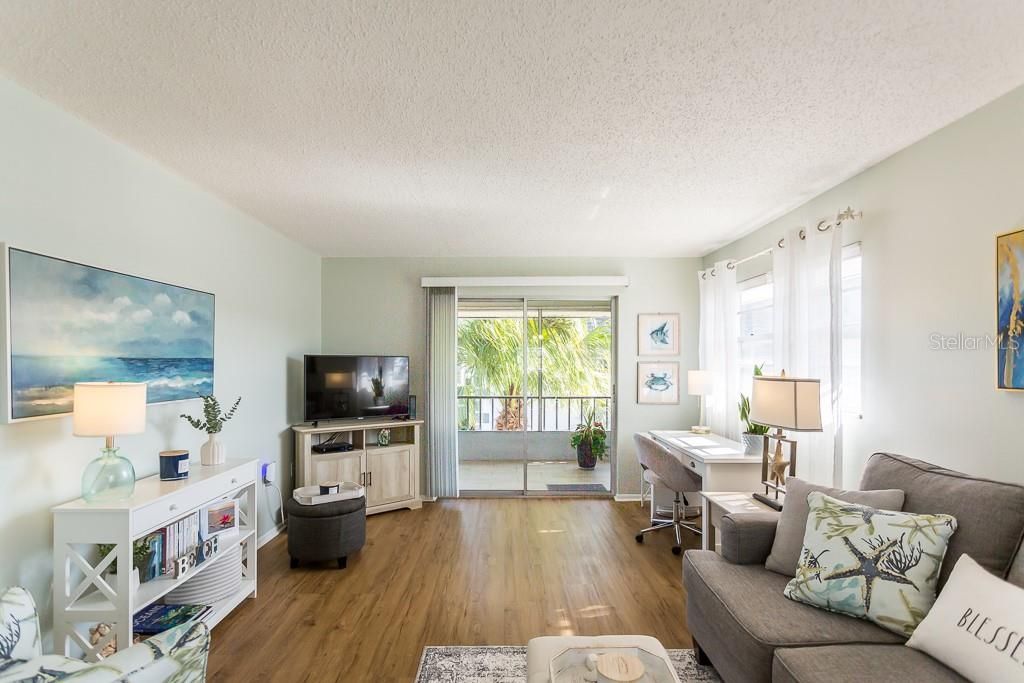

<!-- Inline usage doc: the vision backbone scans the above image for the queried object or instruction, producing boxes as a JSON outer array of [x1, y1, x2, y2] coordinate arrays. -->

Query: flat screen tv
[[303, 355, 410, 422]]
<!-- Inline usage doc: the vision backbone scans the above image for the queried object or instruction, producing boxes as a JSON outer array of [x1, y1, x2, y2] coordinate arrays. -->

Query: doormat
[[545, 483, 609, 492]]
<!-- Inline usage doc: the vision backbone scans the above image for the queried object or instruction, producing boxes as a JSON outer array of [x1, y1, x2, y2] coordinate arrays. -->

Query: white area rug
[[415, 646, 721, 682]]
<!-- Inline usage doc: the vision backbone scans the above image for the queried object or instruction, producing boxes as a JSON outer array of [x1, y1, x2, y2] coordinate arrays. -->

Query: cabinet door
[[366, 447, 415, 506], [311, 451, 363, 486]]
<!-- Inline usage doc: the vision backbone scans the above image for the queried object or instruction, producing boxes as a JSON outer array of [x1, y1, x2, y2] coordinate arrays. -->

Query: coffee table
[[526, 636, 680, 683]]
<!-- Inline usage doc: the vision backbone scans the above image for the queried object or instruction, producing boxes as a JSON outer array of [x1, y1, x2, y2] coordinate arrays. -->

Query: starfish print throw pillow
[[783, 491, 958, 637]]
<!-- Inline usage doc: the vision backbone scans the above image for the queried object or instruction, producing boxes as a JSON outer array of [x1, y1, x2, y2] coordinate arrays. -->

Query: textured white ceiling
[[1, 1, 1023, 257]]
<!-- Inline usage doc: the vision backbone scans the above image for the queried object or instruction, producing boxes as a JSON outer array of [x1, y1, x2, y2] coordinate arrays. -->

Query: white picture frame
[[637, 313, 679, 356], [637, 361, 680, 404]]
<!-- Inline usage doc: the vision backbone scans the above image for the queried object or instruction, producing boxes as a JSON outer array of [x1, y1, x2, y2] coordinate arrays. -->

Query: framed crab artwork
[[637, 361, 679, 404]]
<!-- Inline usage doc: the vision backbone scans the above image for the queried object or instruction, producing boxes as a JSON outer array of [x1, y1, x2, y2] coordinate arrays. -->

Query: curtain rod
[[702, 207, 862, 278]]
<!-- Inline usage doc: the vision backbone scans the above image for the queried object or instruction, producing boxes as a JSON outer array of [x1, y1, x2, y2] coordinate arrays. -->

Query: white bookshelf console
[[293, 419, 423, 515], [52, 459, 258, 660]]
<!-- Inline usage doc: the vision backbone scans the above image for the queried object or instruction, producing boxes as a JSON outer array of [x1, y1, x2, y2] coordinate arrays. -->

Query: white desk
[[645, 431, 764, 535]]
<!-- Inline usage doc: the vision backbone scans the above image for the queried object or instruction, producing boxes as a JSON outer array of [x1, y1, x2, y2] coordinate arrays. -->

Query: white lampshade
[[749, 375, 822, 432], [73, 382, 147, 437], [687, 370, 713, 397]]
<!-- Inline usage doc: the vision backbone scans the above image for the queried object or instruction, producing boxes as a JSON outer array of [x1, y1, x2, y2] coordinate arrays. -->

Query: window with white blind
[[735, 242, 863, 414], [841, 243, 863, 416], [737, 273, 774, 397]]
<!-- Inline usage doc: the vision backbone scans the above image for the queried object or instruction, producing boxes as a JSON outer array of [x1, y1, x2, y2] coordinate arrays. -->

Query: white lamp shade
[[749, 375, 822, 432], [687, 370, 713, 396], [73, 382, 147, 436]]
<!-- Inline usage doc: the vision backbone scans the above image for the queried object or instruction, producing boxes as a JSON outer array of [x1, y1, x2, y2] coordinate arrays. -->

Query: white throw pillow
[[907, 554, 1024, 682]]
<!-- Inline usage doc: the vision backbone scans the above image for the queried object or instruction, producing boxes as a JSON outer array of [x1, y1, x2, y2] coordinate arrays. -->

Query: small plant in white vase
[[738, 364, 770, 455], [180, 394, 241, 466]]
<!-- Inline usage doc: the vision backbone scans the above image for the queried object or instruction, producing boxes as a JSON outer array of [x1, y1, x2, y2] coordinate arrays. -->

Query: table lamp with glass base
[[687, 370, 712, 434], [74, 382, 147, 503]]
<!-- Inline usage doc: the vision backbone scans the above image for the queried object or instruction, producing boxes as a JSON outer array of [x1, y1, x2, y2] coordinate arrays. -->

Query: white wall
[[0, 77, 322, 630], [321, 257, 701, 495], [705, 85, 1024, 486]]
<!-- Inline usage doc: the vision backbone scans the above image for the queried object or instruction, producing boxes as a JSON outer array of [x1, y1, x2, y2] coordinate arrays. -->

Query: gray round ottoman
[[285, 495, 366, 569]]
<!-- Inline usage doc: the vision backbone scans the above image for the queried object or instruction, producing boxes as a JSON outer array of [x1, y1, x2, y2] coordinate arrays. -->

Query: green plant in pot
[[180, 394, 241, 466], [371, 363, 386, 406], [570, 409, 608, 470], [738, 363, 769, 455]]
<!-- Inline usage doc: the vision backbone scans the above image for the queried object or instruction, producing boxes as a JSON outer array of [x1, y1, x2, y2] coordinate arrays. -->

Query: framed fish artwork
[[637, 313, 679, 356], [997, 228, 1024, 390], [637, 361, 680, 404]]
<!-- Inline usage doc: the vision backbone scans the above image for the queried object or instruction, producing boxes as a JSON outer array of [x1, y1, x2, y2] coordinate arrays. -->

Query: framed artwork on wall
[[997, 228, 1024, 390], [637, 313, 679, 356], [637, 361, 680, 404], [3, 245, 215, 421]]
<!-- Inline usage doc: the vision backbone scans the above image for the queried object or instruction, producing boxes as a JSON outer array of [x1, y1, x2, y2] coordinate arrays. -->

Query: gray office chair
[[633, 432, 702, 555]]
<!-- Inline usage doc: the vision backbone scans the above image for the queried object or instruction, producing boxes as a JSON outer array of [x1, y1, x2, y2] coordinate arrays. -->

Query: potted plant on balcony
[[570, 409, 608, 470], [738, 363, 769, 455]]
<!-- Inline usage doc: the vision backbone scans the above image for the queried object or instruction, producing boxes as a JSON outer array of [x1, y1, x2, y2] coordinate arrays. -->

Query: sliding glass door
[[457, 297, 615, 496]]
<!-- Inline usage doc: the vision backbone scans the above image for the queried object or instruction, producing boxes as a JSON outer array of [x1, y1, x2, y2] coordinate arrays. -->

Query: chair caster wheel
[[672, 546, 682, 556], [635, 534, 644, 543]]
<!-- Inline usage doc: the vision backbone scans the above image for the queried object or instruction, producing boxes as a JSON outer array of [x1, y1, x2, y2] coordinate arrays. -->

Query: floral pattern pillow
[[783, 491, 958, 637]]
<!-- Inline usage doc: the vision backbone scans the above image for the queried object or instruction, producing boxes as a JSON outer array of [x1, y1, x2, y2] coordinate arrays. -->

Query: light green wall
[[321, 257, 702, 495], [705, 85, 1024, 485], [0, 76, 322, 635]]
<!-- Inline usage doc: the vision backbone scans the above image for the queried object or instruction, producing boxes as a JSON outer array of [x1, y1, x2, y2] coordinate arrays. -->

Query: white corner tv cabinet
[[52, 459, 258, 660], [292, 419, 423, 515]]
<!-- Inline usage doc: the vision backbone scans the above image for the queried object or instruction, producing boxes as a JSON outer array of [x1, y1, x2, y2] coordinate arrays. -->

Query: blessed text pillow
[[783, 491, 957, 636], [907, 554, 1024, 682]]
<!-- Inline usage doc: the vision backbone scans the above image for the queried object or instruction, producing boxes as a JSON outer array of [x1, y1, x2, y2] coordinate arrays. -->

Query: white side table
[[698, 491, 779, 552]]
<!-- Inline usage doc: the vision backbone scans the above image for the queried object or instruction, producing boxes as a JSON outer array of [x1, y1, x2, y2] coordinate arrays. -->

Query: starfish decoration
[[833, 504, 896, 535], [823, 536, 917, 613], [768, 441, 790, 486], [888, 516, 952, 545]]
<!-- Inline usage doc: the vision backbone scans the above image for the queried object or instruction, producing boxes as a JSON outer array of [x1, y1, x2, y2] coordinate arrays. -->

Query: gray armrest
[[719, 512, 781, 565]]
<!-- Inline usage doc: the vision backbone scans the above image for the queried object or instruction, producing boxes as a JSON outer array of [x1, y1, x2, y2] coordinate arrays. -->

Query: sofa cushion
[[783, 491, 957, 637], [765, 477, 905, 576], [860, 453, 1024, 587], [683, 550, 901, 683], [772, 644, 967, 683]]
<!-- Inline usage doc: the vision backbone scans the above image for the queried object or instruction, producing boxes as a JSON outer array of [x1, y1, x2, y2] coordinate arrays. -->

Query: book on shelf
[[133, 603, 213, 635]]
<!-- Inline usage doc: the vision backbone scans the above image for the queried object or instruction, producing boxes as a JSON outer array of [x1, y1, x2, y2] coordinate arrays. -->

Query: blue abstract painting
[[6, 248, 214, 419], [997, 229, 1024, 390]]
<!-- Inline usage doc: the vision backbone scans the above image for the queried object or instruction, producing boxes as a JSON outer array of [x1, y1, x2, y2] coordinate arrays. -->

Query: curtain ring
[[777, 238, 786, 249], [799, 229, 806, 240], [710, 267, 717, 277], [817, 220, 831, 232], [701, 271, 707, 280], [726, 261, 736, 270]]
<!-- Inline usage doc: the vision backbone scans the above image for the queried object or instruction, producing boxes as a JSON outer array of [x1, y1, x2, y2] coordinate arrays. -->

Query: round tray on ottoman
[[284, 494, 366, 569]]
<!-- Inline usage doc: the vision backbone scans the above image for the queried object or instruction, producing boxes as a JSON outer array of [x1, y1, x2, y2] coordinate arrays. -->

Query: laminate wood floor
[[207, 499, 698, 682]]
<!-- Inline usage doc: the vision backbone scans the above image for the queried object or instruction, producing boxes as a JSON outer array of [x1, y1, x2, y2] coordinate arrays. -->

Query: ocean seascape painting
[[6, 248, 214, 420], [997, 229, 1024, 390]]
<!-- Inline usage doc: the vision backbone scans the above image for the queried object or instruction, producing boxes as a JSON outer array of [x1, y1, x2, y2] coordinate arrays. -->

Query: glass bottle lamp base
[[82, 447, 136, 502]]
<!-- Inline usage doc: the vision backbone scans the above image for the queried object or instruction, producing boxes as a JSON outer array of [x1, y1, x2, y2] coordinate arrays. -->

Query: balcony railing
[[458, 395, 612, 432]]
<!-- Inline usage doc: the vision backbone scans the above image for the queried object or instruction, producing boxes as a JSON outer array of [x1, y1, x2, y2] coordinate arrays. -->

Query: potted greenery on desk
[[570, 409, 608, 470], [181, 394, 241, 466], [738, 363, 769, 455]]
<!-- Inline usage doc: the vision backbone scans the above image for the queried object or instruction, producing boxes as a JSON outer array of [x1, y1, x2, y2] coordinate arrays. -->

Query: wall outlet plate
[[262, 462, 277, 485]]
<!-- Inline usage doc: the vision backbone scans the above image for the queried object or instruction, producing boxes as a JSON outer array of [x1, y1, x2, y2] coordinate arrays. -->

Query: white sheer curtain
[[698, 261, 741, 440], [772, 226, 844, 485], [426, 287, 459, 497]]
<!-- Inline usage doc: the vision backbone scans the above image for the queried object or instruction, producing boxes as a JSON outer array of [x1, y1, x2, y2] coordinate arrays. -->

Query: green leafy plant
[[371, 363, 385, 398], [738, 363, 770, 435], [570, 409, 608, 460], [96, 540, 152, 574], [180, 394, 241, 434]]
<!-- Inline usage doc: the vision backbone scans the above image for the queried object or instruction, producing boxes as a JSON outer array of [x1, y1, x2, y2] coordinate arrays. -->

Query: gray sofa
[[683, 453, 1024, 683]]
